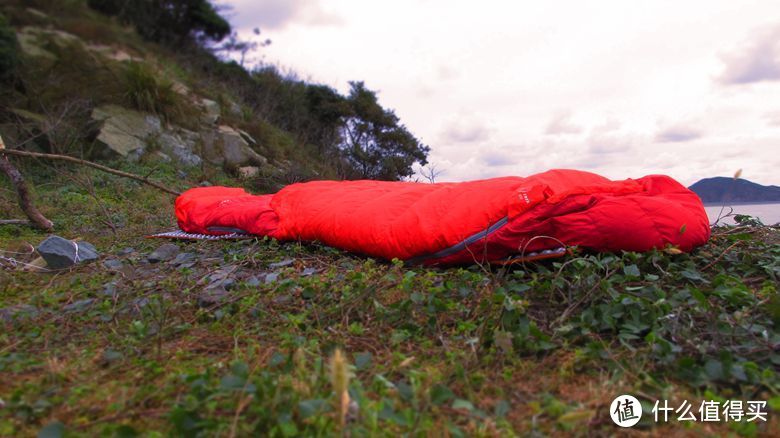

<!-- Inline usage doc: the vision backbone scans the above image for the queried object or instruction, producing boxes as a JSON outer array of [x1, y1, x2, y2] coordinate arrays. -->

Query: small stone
[[170, 252, 196, 267], [63, 298, 95, 313], [0, 304, 39, 322], [147, 243, 180, 263], [199, 181, 212, 187], [249, 306, 264, 319], [222, 278, 236, 290], [130, 297, 150, 309], [301, 267, 318, 276], [237, 129, 257, 145], [246, 276, 261, 287], [228, 101, 242, 118], [117, 247, 135, 256], [264, 272, 279, 284], [272, 294, 292, 305], [198, 289, 229, 308], [37, 235, 99, 269], [102, 349, 123, 364], [269, 259, 294, 269], [121, 297, 150, 315], [102, 282, 118, 297], [103, 258, 123, 271], [237, 166, 260, 180]]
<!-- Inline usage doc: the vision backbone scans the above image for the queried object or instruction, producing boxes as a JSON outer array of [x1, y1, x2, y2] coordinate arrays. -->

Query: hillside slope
[[0, 0, 428, 194], [690, 177, 780, 203]]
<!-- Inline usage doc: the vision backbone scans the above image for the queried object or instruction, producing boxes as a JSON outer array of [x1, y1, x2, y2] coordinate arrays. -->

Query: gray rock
[[103, 258, 123, 271], [37, 236, 99, 269], [237, 166, 260, 180], [16, 27, 80, 61], [91, 105, 162, 159], [122, 297, 150, 314], [205, 267, 237, 290], [222, 278, 236, 290], [200, 99, 221, 124], [227, 101, 242, 118], [117, 247, 135, 256], [85, 43, 138, 62], [147, 243, 180, 263], [170, 252, 196, 267], [301, 267, 318, 276], [220, 126, 266, 169], [0, 304, 39, 322], [102, 282, 118, 297], [201, 126, 267, 169], [269, 259, 294, 269], [157, 132, 202, 167], [26, 8, 49, 20], [154, 151, 172, 163], [246, 276, 261, 287], [63, 298, 95, 313], [198, 289, 229, 308], [272, 294, 292, 305], [264, 272, 279, 284], [171, 80, 190, 96], [237, 129, 257, 146]]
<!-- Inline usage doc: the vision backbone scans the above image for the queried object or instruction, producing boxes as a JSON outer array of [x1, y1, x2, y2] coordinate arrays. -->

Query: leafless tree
[[420, 163, 442, 183]]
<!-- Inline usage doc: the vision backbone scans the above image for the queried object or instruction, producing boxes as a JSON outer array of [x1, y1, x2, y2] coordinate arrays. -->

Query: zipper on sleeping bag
[[405, 216, 510, 265]]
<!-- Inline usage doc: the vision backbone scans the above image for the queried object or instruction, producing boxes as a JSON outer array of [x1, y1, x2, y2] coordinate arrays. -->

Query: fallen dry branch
[[0, 138, 54, 231], [0, 148, 181, 196], [0, 219, 32, 226]]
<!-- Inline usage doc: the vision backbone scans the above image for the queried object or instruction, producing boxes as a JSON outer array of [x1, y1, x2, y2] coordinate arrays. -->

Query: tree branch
[[0, 219, 32, 226], [0, 148, 54, 231], [0, 149, 181, 196]]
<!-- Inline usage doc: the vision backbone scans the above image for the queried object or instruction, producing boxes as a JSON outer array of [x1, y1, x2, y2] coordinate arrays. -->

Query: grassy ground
[[1, 161, 780, 437]]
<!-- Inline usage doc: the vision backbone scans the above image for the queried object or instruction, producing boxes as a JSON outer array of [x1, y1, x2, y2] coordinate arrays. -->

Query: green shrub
[[0, 14, 19, 81], [123, 61, 180, 120], [87, 0, 230, 45]]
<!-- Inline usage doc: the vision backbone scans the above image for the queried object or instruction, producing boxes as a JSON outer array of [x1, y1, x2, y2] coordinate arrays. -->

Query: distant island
[[689, 177, 780, 204]]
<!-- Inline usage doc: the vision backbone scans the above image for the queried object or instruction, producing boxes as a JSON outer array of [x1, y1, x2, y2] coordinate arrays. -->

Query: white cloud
[[655, 124, 704, 143], [545, 111, 583, 135], [718, 24, 780, 85], [438, 114, 492, 144], [222, 0, 780, 187], [222, 0, 341, 31]]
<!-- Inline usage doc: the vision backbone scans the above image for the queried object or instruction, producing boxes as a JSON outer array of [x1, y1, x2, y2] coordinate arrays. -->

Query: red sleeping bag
[[174, 169, 710, 265]]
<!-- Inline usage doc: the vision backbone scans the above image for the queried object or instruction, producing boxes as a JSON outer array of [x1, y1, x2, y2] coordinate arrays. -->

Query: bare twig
[[0, 219, 31, 226], [702, 241, 741, 271], [0, 148, 181, 196]]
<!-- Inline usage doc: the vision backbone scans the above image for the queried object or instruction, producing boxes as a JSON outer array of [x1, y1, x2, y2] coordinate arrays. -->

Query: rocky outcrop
[[156, 131, 202, 167], [91, 105, 161, 160], [85, 43, 140, 62], [201, 125, 268, 170], [16, 26, 80, 61], [199, 99, 221, 124], [90, 105, 203, 166]]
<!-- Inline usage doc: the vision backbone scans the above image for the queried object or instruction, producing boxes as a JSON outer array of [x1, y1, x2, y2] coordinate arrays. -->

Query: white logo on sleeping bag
[[518, 190, 531, 204]]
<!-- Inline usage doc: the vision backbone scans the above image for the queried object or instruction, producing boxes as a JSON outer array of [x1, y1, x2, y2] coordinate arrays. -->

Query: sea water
[[704, 203, 780, 226]]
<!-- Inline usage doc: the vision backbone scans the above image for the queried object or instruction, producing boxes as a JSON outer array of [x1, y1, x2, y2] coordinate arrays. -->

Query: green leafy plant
[[123, 61, 181, 121]]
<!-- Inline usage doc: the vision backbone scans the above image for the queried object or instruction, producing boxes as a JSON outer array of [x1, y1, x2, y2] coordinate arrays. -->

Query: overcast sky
[[220, 0, 780, 186]]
